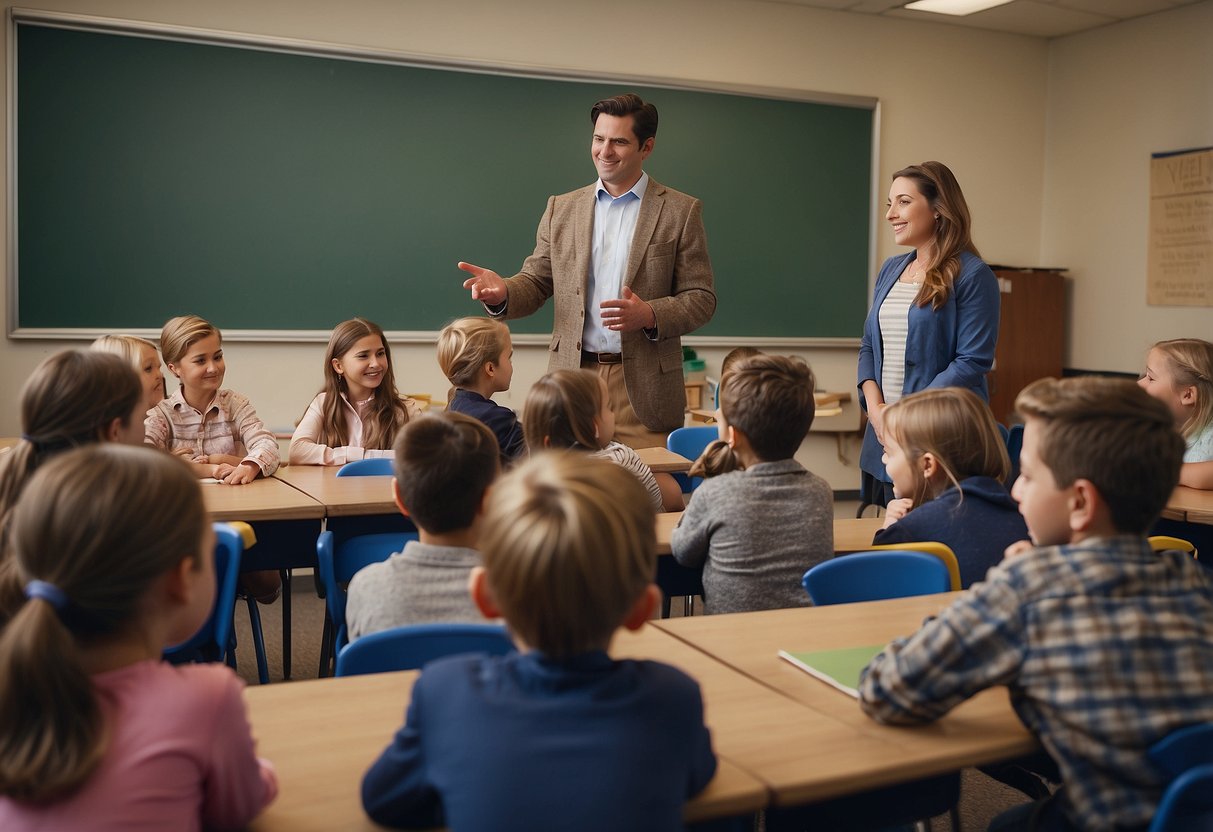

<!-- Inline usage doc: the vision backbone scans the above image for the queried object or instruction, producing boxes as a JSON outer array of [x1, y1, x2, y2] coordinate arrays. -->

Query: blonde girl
[[289, 318, 421, 465], [874, 386, 1027, 588], [437, 317, 525, 463], [1138, 338, 1213, 489], [0, 350, 144, 537], [90, 334, 166, 415], [523, 369, 667, 512], [146, 315, 278, 485], [0, 445, 277, 828]]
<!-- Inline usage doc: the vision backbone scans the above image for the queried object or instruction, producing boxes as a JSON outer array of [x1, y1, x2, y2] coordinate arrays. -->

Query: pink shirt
[[0, 660, 277, 831], [145, 388, 280, 476], [288, 392, 422, 466]]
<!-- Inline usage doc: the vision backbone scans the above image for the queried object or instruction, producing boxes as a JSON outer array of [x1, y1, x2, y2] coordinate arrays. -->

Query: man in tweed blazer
[[460, 93, 716, 447]]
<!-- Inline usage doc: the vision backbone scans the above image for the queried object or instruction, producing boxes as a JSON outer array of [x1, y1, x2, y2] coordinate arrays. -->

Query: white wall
[[1041, 0, 1213, 373], [0, 0, 1053, 488]]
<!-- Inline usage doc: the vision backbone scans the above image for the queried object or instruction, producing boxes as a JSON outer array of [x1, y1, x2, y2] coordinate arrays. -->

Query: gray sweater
[[345, 540, 484, 641], [670, 459, 833, 615]]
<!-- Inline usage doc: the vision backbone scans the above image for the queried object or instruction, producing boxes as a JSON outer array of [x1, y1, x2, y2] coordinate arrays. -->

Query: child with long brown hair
[[522, 369, 667, 511], [0, 350, 144, 538], [0, 445, 277, 828], [873, 386, 1028, 587], [290, 317, 420, 465]]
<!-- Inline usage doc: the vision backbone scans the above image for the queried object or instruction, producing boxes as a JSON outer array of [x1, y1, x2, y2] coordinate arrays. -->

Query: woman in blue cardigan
[[857, 162, 1000, 508]]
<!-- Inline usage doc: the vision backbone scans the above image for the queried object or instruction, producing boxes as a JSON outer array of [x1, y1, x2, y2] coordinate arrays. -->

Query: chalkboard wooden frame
[[8, 9, 877, 345]]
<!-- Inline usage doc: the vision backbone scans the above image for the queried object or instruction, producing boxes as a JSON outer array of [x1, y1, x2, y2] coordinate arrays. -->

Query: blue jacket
[[446, 388, 526, 463], [361, 650, 717, 831], [872, 476, 1028, 588], [857, 250, 1000, 480]]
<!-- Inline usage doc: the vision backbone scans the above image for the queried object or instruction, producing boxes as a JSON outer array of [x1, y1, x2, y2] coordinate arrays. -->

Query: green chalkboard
[[14, 20, 873, 338]]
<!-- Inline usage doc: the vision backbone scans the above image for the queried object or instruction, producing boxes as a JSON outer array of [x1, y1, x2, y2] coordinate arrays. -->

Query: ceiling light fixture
[[903, 0, 1015, 15]]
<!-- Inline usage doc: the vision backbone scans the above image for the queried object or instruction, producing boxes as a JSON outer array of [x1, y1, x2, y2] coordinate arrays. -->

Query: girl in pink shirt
[[289, 317, 421, 465], [0, 444, 277, 831]]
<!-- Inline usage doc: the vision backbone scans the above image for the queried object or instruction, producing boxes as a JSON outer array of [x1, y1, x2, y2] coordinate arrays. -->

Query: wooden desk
[[201, 476, 325, 522], [656, 514, 884, 556], [690, 391, 853, 425], [615, 624, 967, 807], [274, 465, 397, 517], [1163, 485, 1213, 525], [636, 446, 693, 474], [244, 657, 767, 829], [652, 596, 1039, 789]]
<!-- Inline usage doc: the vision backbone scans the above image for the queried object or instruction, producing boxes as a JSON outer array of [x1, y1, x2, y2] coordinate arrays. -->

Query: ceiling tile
[[886, 0, 1116, 37]]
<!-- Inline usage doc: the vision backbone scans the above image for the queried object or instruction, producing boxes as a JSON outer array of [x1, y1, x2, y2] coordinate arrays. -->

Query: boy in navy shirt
[[362, 453, 716, 831]]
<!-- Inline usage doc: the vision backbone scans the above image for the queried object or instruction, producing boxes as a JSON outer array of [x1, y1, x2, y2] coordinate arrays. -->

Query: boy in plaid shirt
[[859, 377, 1213, 832]]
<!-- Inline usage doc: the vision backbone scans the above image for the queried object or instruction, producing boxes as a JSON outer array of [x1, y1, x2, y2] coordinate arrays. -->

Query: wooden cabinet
[[987, 268, 1067, 426]]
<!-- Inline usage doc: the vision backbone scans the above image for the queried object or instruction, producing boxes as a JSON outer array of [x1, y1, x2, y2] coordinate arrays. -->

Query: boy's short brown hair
[[720, 355, 816, 461], [1015, 376, 1184, 534], [477, 452, 656, 659], [393, 412, 500, 534]]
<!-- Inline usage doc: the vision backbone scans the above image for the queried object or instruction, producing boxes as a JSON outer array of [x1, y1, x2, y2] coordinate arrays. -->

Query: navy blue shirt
[[446, 388, 526, 463], [872, 476, 1029, 588], [362, 650, 717, 831]]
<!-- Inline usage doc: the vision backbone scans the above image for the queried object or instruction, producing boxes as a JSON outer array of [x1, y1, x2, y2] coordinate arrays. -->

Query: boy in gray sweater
[[346, 412, 500, 640], [671, 354, 833, 614]]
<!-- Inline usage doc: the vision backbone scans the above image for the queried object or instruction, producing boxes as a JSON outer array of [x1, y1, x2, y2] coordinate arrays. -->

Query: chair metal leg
[[280, 569, 292, 680], [683, 595, 693, 617], [243, 596, 270, 685]]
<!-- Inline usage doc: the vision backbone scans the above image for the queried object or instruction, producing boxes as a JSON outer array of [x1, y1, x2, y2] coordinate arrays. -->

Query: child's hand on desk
[[881, 497, 913, 529], [1004, 539, 1035, 559], [218, 461, 260, 486]]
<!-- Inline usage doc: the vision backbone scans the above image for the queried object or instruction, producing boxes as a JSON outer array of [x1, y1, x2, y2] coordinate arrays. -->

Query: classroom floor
[[230, 496, 1032, 830]]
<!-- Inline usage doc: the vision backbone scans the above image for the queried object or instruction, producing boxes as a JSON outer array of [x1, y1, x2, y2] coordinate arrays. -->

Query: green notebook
[[778, 644, 885, 698]]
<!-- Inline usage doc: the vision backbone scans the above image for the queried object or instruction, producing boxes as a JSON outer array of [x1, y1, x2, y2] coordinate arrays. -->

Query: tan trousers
[[581, 358, 669, 450]]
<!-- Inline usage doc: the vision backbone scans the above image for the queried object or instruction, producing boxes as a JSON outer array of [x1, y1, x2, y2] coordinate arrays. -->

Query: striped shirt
[[859, 536, 1213, 831], [877, 280, 920, 404], [592, 440, 663, 511], [145, 388, 280, 476]]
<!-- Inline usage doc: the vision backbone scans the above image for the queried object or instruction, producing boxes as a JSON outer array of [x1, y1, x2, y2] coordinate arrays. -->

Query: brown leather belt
[[582, 351, 622, 365]]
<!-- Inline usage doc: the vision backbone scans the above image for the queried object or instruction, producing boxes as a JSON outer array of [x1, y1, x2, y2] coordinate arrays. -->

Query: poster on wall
[[1148, 147, 1213, 307]]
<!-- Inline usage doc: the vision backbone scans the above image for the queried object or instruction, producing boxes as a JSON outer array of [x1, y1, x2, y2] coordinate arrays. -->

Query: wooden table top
[[1162, 485, 1213, 525], [636, 445, 693, 474], [651, 595, 1039, 788], [613, 625, 913, 807], [274, 465, 397, 517], [656, 514, 884, 556], [244, 630, 768, 830], [202, 476, 326, 522]]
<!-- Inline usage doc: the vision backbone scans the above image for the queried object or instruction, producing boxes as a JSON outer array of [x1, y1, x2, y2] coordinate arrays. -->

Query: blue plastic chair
[[667, 425, 718, 493], [1150, 764, 1213, 831], [335, 622, 515, 677], [802, 551, 952, 606], [165, 523, 243, 667], [336, 457, 394, 477], [1146, 723, 1213, 831], [316, 529, 417, 674]]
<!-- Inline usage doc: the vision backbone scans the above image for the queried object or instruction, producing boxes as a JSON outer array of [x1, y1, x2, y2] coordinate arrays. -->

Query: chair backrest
[[1148, 536, 1199, 560], [1148, 722, 1213, 780], [802, 551, 952, 606], [335, 622, 516, 677], [1149, 764, 1213, 832], [164, 522, 243, 664], [316, 529, 417, 651], [336, 457, 394, 477], [870, 541, 962, 591], [667, 425, 719, 492]]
